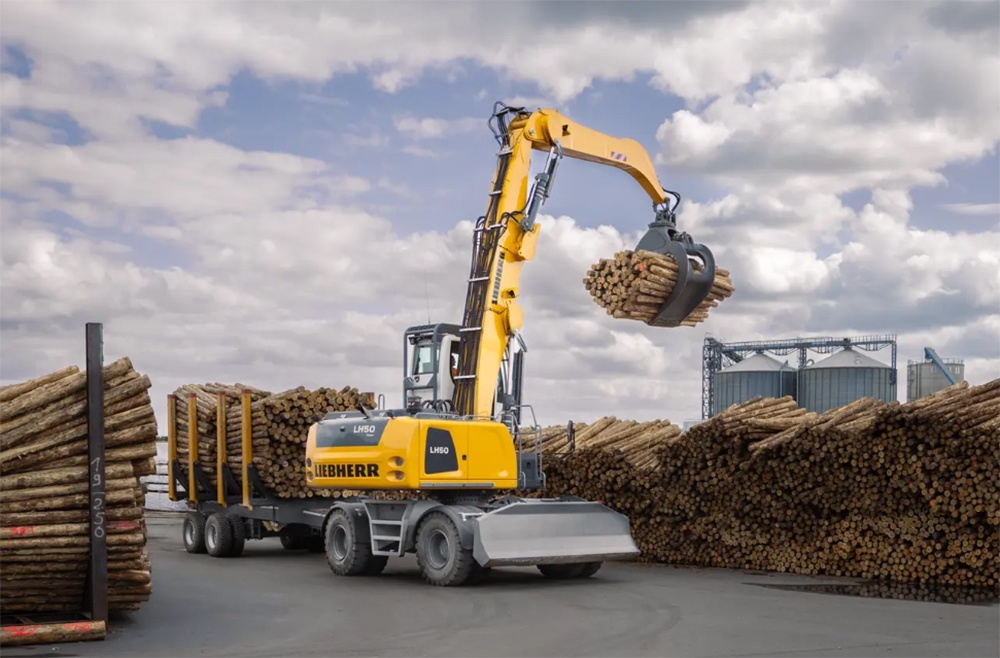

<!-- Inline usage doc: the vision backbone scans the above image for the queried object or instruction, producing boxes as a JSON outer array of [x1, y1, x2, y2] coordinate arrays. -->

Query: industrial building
[[702, 335, 898, 417], [702, 335, 966, 417], [907, 348, 965, 402]]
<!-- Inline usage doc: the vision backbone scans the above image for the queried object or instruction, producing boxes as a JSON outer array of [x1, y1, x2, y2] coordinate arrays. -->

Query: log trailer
[[169, 102, 717, 586]]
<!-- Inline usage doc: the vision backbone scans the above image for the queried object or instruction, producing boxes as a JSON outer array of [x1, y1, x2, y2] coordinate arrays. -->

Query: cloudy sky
[[1, 0, 998, 433]]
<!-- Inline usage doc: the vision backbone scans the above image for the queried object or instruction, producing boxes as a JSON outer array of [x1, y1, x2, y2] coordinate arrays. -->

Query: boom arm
[[451, 104, 713, 419]]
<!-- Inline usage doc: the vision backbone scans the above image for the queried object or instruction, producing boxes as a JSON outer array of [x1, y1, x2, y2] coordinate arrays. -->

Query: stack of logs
[[583, 249, 735, 326], [535, 380, 999, 597], [0, 357, 159, 623], [171, 384, 375, 498]]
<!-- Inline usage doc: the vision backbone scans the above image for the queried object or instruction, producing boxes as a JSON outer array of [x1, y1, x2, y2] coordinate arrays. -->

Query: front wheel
[[415, 512, 476, 587], [325, 509, 382, 576]]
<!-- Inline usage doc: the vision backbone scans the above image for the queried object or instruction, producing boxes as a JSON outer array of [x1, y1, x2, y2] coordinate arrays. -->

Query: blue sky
[[1, 1, 997, 427]]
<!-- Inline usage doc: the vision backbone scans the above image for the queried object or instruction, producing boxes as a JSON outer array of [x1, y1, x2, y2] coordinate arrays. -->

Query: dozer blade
[[471, 499, 640, 568], [635, 215, 716, 327]]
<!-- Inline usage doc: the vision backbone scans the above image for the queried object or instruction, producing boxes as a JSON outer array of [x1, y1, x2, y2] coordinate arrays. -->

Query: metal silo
[[712, 353, 797, 416], [907, 358, 964, 401], [798, 347, 894, 413]]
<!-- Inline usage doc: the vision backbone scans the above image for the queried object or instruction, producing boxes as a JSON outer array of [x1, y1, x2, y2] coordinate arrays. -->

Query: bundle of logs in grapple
[[534, 380, 999, 597], [583, 249, 735, 326], [171, 384, 375, 499], [0, 358, 158, 620]]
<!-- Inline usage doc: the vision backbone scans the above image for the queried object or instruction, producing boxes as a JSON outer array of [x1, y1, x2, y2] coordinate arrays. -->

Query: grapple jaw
[[634, 206, 716, 327]]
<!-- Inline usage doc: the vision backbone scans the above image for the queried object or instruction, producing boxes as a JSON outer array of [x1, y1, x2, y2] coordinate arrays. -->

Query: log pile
[[171, 382, 271, 482], [582, 249, 735, 327], [535, 380, 999, 596], [0, 358, 159, 620], [218, 385, 375, 498]]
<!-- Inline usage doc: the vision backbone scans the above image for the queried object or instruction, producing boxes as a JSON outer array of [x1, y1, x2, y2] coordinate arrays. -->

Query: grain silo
[[907, 357, 964, 401], [712, 352, 797, 416], [798, 347, 894, 413]]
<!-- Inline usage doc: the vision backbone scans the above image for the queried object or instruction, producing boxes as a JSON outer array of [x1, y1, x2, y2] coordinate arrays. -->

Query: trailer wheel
[[325, 509, 379, 576], [182, 511, 207, 554], [226, 513, 246, 557], [415, 512, 475, 587], [577, 562, 602, 578], [206, 513, 234, 557], [537, 563, 586, 579]]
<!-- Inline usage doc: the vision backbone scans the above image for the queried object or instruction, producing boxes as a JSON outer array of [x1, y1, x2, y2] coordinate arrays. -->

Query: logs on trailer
[[0, 358, 158, 621], [227, 385, 375, 498], [535, 380, 999, 596], [582, 249, 735, 326], [169, 384, 375, 498], [170, 383, 272, 480]]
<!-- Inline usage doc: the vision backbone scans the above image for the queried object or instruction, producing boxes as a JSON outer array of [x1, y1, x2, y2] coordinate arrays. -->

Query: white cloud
[[942, 203, 1000, 217], [1, 0, 998, 433]]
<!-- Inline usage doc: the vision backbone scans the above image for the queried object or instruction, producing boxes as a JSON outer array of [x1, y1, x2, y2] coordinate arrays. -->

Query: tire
[[226, 513, 246, 557], [182, 511, 207, 554], [325, 508, 380, 576], [206, 513, 234, 557], [538, 563, 586, 579], [415, 512, 476, 587], [577, 562, 602, 578]]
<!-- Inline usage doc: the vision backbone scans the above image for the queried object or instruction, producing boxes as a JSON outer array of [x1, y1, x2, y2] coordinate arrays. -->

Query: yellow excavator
[[301, 103, 717, 585]]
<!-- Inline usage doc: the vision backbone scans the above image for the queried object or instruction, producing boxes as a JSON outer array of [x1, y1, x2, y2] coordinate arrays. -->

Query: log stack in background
[[0, 358, 159, 619], [534, 380, 999, 599], [583, 249, 735, 327]]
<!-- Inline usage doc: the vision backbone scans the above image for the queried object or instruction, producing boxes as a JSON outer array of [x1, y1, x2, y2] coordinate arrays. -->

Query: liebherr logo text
[[315, 463, 379, 478], [353, 424, 377, 433]]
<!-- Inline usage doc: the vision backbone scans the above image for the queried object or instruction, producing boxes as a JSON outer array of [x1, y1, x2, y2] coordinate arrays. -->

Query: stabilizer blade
[[471, 499, 640, 568]]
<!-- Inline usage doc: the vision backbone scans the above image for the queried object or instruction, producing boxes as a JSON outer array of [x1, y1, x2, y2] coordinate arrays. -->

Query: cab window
[[412, 344, 435, 375]]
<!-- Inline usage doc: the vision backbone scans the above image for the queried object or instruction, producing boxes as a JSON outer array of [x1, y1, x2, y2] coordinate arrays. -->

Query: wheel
[[577, 562, 602, 578], [226, 513, 246, 557], [205, 513, 234, 557], [324, 508, 381, 576], [182, 511, 207, 554], [537, 563, 586, 579], [415, 512, 476, 587]]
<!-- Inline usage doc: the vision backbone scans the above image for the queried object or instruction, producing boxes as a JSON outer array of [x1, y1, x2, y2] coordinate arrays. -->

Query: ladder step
[[459, 327, 481, 332], [468, 277, 489, 282], [371, 520, 403, 526], [372, 535, 401, 542]]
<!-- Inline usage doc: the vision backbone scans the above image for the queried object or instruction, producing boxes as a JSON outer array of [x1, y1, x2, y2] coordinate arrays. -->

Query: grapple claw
[[635, 206, 716, 327]]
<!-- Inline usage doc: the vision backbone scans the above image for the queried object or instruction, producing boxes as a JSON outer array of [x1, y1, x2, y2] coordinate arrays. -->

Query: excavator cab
[[634, 198, 716, 327]]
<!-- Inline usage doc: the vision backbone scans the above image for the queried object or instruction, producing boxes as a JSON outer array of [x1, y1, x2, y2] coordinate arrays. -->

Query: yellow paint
[[463, 108, 672, 418], [187, 394, 198, 504], [305, 417, 518, 491], [167, 394, 177, 501], [241, 390, 252, 509], [216, 392, 226, 506]]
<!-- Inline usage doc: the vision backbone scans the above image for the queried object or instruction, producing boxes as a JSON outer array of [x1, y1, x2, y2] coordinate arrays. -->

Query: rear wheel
[[537, 563, 586, 579], [415, 512, 475, 587], [226, 513, 246, 557], [182, 511, 207, 554], [280, 534, 308, 550], [325, 508, 382, 576], [206, 513, 234, 557], [577, 562, 602, 578]]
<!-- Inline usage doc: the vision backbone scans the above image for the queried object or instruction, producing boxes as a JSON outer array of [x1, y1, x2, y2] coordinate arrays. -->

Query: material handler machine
[[171, 103, 716, 586]]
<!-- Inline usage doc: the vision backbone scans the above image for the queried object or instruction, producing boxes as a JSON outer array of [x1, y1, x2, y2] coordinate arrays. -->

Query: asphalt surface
[[6, 513, 998, 658]]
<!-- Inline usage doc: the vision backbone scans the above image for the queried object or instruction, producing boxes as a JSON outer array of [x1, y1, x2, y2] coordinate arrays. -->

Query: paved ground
[[7, 513, 998, 658]]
